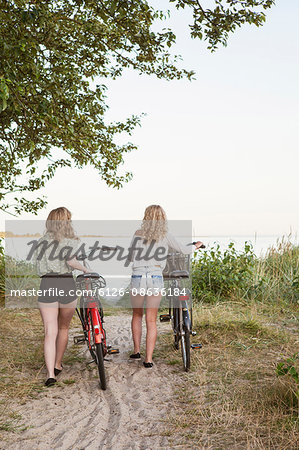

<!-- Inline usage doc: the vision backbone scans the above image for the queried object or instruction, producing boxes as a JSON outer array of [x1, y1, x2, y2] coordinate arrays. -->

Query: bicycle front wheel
[[95, 342, 107, 390], [181, 329, 191, 372]]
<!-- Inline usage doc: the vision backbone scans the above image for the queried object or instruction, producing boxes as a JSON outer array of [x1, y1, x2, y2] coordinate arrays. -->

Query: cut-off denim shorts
[[131, 266, 164, 295]]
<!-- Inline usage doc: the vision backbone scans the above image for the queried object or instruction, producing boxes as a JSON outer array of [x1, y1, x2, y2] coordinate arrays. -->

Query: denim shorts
[[131, 266, 164, 295]]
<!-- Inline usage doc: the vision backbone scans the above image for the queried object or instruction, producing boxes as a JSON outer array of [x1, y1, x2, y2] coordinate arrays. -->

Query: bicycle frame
[[90, 306, 103, 344], [77, 300, 106, 347], [76, 274, 107, 352], [74, 248, 119, 390], [161, 248, 204, 371], [168, 278, 192, 336]]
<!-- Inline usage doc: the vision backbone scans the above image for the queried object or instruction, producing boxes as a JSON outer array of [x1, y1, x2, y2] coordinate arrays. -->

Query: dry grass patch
[[0, 308, 45, 435], [157, 301, 298, 449], [0, 307, 84, 437], [0, 309, 45, 399]]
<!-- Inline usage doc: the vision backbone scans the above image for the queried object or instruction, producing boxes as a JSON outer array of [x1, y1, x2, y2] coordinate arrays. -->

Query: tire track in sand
[[2, 315, 175, 450]]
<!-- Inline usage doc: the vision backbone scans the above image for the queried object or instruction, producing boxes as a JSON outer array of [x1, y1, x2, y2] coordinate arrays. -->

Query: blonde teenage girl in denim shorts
[[128, 205, 203, 368]]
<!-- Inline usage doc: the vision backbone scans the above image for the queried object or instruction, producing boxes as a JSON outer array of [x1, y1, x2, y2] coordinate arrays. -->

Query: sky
[[2, 0, 299, 237]]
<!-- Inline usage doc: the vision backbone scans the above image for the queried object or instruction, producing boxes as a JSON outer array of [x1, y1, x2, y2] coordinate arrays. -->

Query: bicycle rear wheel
[[172, 307, 180, 350], [89, 311, 107, 390], [181, 328, 191, 372], [95, 342, 107, 390]]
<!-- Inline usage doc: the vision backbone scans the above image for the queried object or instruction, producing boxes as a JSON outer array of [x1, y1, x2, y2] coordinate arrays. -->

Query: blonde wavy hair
[[140, 205, 168, 243], [46, 207, 78, 241]]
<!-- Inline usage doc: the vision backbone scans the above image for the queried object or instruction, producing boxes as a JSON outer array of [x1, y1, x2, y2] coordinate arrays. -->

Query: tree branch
[[195, 0, 213, 23]]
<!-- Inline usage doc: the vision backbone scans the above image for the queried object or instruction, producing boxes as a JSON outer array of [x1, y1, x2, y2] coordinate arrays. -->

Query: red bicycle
[[74, 272, 118, 390]]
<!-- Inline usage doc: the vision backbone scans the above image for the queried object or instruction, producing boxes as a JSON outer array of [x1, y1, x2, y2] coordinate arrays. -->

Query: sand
[[3, 315, 177, 450]]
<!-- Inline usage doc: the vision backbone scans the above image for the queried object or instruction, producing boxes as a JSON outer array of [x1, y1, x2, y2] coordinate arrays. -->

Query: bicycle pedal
[[191, 331, 197, 336], [73, 335, 85, 344], [108, 348, 120, 354], [159, 314, 171, 322], [191, 344, 202, 350]]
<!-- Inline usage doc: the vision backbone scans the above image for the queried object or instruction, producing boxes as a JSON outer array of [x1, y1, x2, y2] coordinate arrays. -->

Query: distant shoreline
[[1, 232, 297, 239]]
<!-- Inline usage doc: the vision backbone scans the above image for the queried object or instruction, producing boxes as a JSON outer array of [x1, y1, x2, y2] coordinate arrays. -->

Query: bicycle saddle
[[76, 272, 101, 280], [169, 270, 189, 279]]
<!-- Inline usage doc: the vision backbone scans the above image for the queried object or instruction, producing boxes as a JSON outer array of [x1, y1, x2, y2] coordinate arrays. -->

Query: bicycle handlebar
[[79, 243, 205, 261], [192, 242, 206, 249]]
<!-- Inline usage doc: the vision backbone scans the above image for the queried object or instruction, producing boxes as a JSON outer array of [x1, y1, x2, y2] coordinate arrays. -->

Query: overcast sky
[[2, 0, 298, 237]]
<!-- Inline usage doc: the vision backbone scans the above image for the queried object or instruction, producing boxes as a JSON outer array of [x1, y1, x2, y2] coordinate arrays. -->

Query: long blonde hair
[[140, 205, 168, 243], [46, 207, 78, 241]]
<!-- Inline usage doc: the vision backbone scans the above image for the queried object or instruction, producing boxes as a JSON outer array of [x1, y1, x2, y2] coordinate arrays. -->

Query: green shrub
[[191, 239, 299, 304], [192, 242, 255, 302], [276, 353, 299, 385], [276, 353, 299, 406]]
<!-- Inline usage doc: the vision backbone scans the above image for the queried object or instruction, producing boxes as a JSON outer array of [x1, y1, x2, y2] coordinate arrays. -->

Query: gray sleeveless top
[[34, 232, 81, 277]]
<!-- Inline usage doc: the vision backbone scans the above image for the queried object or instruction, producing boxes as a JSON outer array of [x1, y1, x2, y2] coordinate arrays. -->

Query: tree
[[0, 0, 275, 215]]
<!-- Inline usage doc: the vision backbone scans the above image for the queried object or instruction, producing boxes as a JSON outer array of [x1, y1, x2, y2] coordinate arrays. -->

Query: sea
[[193, 234, 298, 257]]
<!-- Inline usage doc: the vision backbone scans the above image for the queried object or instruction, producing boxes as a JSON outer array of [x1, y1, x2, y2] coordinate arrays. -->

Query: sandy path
[[3, 315, 176, 450]]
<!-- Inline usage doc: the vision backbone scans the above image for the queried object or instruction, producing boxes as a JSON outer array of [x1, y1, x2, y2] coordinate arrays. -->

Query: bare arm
[[67, 257, 89, 273], [166, 233, 204, 254]]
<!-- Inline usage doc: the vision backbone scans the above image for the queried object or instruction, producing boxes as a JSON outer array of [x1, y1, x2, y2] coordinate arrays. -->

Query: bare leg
[[145, 295, 162, 363], [131, 294, 145, 354], [55, 301, 76, 370], [39, 303, 59, 379]]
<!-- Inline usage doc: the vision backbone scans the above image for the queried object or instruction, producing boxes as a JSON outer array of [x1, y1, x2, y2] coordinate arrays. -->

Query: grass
[[0, 307, 85, 439], [0, 308, 44, 437], [0, 410, 28, 433], [157, 300, 299, 449], [0, 235, 297, 446], [0, 309, 45, 399], [192, 238, 299, 305], [0, 301, 297, 447]]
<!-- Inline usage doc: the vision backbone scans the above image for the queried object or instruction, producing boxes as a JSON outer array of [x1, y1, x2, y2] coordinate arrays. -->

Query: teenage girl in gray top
[[35, 207, 88, 386]]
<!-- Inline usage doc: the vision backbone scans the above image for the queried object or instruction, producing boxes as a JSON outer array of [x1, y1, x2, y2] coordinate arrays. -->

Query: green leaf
[[0, 0, 275, 215]]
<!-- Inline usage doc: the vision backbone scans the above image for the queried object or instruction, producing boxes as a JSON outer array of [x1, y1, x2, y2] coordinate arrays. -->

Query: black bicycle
[[160, 243, 204, 371]]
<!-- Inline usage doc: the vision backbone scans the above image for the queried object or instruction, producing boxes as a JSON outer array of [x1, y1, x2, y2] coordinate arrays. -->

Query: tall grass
[[0, 254, 39, 308], [192, 238, 299, 304], [256, 239, 299, 303]]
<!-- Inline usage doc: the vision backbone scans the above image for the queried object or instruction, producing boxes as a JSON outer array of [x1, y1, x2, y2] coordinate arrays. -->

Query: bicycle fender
[[182, 308, 191, 332], [91, 309, 102, 344]]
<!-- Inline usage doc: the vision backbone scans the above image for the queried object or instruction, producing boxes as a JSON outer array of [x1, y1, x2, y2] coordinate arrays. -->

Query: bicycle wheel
[[89, 311, 107, 390], [95, 342, 107, 390], [181, 328, 191, 372]]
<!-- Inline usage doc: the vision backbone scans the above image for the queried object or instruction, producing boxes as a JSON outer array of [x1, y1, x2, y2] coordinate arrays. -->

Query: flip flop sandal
[[143, 362, 154, 368], [130, 353, 141, 359], [54, 365, 63, 376], [45, 378, 57, 387]]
